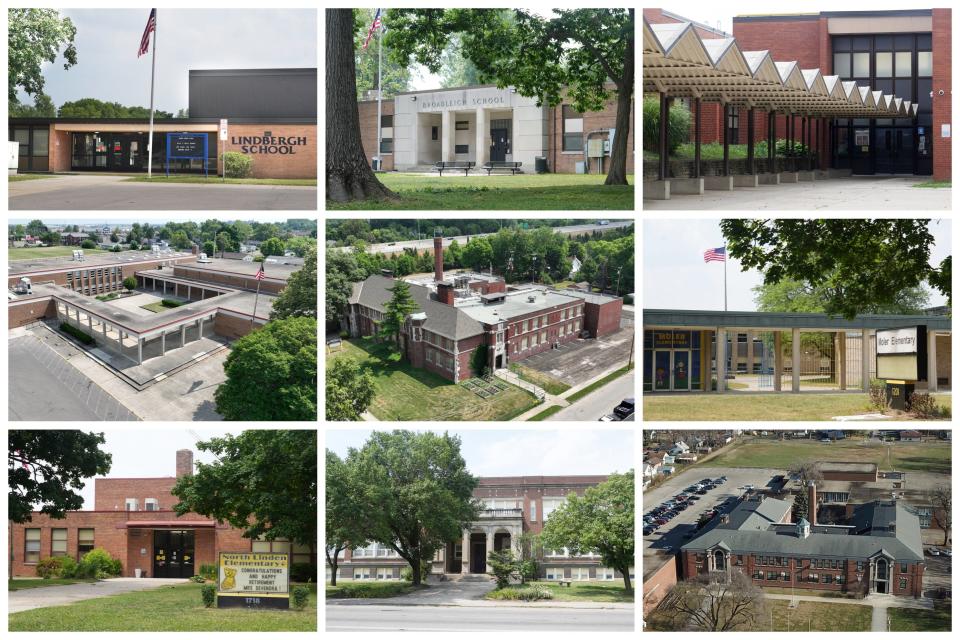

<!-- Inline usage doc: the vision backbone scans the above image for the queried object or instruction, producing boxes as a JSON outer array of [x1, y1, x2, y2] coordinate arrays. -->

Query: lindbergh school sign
[[230, 132, 308, 155]]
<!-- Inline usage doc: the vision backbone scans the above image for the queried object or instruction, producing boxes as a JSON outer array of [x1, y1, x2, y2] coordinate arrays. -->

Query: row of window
[[425, 348, 455, 372], [750, 571, 847, 585], [423, 330, 454, 352], [25, 528, 95, 563], [545, 567, 616, 581]]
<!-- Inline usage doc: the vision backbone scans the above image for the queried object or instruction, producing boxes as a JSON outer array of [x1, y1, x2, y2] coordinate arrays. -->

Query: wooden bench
[[544, 579, 572, 587], [482, 161, 523, 175], [433, 161, 475, 176]]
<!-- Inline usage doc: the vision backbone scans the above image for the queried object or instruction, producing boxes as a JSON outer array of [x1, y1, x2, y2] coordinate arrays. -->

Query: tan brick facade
[[221, 123, 317, 179], [8, 297, 56, 328]]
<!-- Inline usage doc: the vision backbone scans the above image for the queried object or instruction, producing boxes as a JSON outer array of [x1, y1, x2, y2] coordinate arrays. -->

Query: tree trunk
[[325, 548, 340, 586], [604, 9, 634, 187], [410, 554, 422, 586], [621, 567, 633, 594], [325, 9, 396, 202]]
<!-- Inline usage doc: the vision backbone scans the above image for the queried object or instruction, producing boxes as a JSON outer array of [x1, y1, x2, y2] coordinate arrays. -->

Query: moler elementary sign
[[876, 327, 919, 354], [217, 552, 290, 609], [231, 132, 308, 155]]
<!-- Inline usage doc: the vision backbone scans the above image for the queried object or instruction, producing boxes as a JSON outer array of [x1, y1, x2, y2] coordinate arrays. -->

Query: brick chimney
[[176, 449, 194, 478], [434, 229, 444, 282], [191, 244, 199, 256], [807, 481, 817, 526]]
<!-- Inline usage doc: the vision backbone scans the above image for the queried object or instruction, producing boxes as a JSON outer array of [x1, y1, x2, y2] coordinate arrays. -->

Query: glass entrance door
[[153, 530, 195, 578], [654, 351, 671, 390], [72, 133, 147, 171], [673, 351, 690, 391], [653, 351, 691, 391]]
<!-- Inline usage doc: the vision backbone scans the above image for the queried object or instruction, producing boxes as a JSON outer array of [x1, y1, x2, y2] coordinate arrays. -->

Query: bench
[[544, 579, 572, 587], [433, 161, 475, 176], [482, 161, 523, 175]]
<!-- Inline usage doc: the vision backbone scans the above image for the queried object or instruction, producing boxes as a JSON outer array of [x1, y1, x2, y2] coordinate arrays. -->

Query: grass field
[[140, 301, 182, 313], [9, 174, 58, 182], [327, 173, 634, 210], [124, 175, 317, 186], [566, 364, 633, 402], [700, 439, 952, 473], [325, 581, 416, 599], [9, 578, 98, 590], [508, 363, 570, 395], [753, 600, 872, 632], [644, 392, 952, 422], [913, 180, 952, 189], [9, 246, 108, 260], [328, 338, 540, 421], [528, 581, 633, 603], [529, 405, 564, 421], [888, 602, 951, 631], [8, 582, 316, 631]]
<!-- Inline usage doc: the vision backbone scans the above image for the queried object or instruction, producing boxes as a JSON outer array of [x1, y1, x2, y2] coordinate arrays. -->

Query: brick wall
[[171, 265, 286, 294], [9, 297, 56, 328], [643, 554, 680, 615], [732, 17, 823, 68], [359, 99, 395, 171], [213, 312, 265, 339], [936, 334, 951, 385], [932, 9, 952, 181], [505, 299, 583, 362], [549, 98, 635, 175], [8, 256, 197, 290], [94, 477, 178, 511], [50, 126, 71, 172], [584, 299, 623, 338], [222, 123, 317, 179]]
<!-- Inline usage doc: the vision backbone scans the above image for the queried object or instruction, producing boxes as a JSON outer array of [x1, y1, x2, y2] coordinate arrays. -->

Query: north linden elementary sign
[[217, 551, 291, 609]]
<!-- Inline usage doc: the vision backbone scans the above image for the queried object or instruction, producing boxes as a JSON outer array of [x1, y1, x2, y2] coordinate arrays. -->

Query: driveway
[[9, 174, 316, 210], [9, 578, 188, 613], [547, 372, 634, 421], [329, 579, 496, 606]]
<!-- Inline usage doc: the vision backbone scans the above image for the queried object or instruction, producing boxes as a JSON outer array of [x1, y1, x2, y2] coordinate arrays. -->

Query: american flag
[[363, 8, 384, 50], [255, 265, 266, 281], [138, 9, 156, 58], [703, 247, 726, 263]]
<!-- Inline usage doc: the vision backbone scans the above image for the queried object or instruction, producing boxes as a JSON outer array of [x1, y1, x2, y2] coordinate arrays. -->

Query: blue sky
[[19, 9, 316, 113], [326, 429, 635, 477]]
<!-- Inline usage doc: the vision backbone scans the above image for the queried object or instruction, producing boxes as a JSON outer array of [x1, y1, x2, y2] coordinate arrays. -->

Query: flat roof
[[174, 258, 298, 281], [643, 309, 952, 331], [459, 289, 579, 324], [557, 289, 621, 306], [821, 461, 879, 473], [9, 250, 195, 276]]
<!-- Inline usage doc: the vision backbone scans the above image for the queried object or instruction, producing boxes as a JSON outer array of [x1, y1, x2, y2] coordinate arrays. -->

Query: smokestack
[[434, 229, 444, 282], [176, 449, 194, 478], [807, 481, 817, 526]]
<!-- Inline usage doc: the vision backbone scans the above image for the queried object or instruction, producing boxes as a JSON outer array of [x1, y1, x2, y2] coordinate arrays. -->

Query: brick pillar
[[176, 449, 194, 478], [932, 8, 952, 181]]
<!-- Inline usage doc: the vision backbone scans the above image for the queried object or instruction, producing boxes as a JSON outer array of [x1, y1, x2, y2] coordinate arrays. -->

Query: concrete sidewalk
[[10, 578, 188, 613]]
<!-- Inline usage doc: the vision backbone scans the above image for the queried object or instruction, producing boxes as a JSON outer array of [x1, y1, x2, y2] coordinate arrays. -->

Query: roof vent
[[528, 295, 536, 302]]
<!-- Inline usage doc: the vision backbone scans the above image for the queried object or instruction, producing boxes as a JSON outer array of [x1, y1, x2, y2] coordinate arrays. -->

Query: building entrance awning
[[119, 520, 216, 529], [643, 19, 918, 118]]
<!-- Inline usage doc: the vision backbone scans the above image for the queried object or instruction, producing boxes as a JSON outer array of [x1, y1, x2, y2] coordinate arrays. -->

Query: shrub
[[623, 293, 634, 305], [201, 584, 216, 607], [61, 322, 96, 345], [869, 379, 889, 413], [487, 585, 554, 601], [291, 562, 317, 583], [161, 299, 183, 308], [189, 574, 205, 583], [223, 151, 253, 178], [401, 561, 430, 583], [123, 276, 137, 291], [77, 548, 122, 578], [470, 344, 490, 377], [908, 392, 939, 418], [291, 585, 310, 610], [517, 559, 539, 585], [80, 239, 96, 249], [642, 96, 691, 154], [486, 550, 517, 589], [199, 563, 218, 581], [36, 556, 77, 579]]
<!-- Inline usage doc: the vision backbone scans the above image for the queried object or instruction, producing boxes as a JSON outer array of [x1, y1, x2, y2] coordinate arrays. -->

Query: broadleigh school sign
[[217, 551, 291, 609]]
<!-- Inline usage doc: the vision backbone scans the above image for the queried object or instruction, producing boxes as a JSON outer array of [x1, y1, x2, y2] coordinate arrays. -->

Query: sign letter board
[[875, 326, 927, 382], [217, 552, 290, 609]]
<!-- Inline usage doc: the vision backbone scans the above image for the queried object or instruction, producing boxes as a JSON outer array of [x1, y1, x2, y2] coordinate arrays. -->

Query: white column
[[137, 337, 143, 364], [102, 320, 108, 342], [198, 317, 204, 339], [461, 529, 471, 574], [153, 277, 156, 291], [774, 331, 783, 391], [486, 530, 495, 564], [187, 286, 192, 301], [927, 331, 938, 391], [441, 110, 455, 162], [838, 331, 847, 390], [716, 328, 727, 393], [792, 328, 801, 392], [161, 332, 166, 356], [862, 328, 872, 390], [475, 107, 489, 167], [181, 324, 187, 347], [88, 313, 93, 331]]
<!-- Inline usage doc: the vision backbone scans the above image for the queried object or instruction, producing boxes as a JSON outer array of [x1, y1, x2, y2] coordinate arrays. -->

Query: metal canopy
[[643, 309, 952, 331], [643, 18, 919, 118]]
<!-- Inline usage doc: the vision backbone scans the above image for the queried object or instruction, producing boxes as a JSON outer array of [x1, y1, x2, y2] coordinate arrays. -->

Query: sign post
[[216, 551, 290, 609], [219, 119, 228, 182], [165, 132, 209, 178]]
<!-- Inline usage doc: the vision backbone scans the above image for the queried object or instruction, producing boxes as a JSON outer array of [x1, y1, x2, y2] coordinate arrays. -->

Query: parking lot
[[922, 549, 953, 597], [643, 466, 787, 570]]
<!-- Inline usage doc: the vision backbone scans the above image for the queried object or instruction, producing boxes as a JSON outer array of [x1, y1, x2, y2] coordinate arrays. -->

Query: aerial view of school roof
[[643, 429, 952, 632]]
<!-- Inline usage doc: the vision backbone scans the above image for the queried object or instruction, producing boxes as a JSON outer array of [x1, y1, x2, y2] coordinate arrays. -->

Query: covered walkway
[[643, 19, 919, 201]]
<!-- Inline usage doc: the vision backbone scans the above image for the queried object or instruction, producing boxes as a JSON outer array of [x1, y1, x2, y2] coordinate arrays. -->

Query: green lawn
[[700, 439, 952, 473], [327, 173, 634, 210], [9, 578, 98, 590], [325, 580, 416, 599], [508, 363, 571, 395], [912, 180, 952, 189], [9, 246, 108, 260], [140, 301, 183, 313], [328, 338, 540, 421], [644, 392, 952, 422], [8, 582, 316, 631], [9, 173, 59, 182], [566, 364, 633, 402], [526, 581, 633, 603], [888, 602, 951, 631], [124, 175, 316, 186], [528, 405, 564, 421], [752, 599, 872, 632]]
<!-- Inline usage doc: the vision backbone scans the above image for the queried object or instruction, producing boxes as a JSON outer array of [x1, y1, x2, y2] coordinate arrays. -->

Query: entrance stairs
[[443, 573, 494, 583]]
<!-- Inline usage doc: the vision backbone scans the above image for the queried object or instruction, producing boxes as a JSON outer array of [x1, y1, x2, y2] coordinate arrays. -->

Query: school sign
[[217, 552, 290, 609]]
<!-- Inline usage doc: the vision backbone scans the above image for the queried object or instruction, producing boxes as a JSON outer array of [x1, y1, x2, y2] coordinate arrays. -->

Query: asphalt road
[[547, 372, 635, 421], [9, 175, 316, 210], [326, 604, 635, 631]]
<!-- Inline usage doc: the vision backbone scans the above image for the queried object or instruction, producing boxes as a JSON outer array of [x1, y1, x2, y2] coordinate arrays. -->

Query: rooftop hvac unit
[[14, 277, 31, 294], [527, 295, 536, 302]]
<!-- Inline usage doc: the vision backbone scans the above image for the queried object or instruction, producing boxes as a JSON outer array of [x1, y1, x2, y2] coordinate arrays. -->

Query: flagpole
[[724, 246, 728, 312], [147, 10, 157, 179], [250, 277, 262, 330], [375, 8, 383, 170]]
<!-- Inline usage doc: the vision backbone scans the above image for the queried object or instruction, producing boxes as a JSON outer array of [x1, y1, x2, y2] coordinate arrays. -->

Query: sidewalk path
[[9, 578, 188, 613]]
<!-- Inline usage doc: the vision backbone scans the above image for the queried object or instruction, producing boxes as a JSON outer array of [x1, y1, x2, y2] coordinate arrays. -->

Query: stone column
[[839, 331, 847, 390], [161, 332, 166, 356], [716, 328, 727, 393], [441, 110, 454, 162], [137, 336, 143, 365], [461, 529, 471, 574], [475, 107, 489, 167], [792, 328, 801, 392], [187, 286, 192, 301], [746, 331, 754, 373], [774, 331, 783, 391], [486, 530, 495, 565], [181, 324, 187, 347], [199, 317, 205, 339], [861, 329, 872, 391], [927, 331, 938, 392]]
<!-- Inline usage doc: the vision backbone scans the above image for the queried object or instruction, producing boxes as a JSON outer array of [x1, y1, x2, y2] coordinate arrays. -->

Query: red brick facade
[[503, 300, 584, 363], [548, 97, 635, 175], [7, 255, 197, 290], [359, 99, 395, 171], [220, 123, 317, 179], [583, 299, 623, 338], [932, 8, 952, 181], [8, 297, 56, 328]]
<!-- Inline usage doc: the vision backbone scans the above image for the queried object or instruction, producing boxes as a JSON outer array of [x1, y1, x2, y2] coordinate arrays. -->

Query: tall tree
[[792, 487, 809, 521], [10, 92, 55, 117], [326, 356, 376, 421], [58, 98, 173, 119], [325, 450, 370, 586], [9, 430, 112, 523], [346, 430, 480, 585], [271, 247, 318, 320], [326, 9, 396, 202], [929, 485, 951, 546], [354, 8, 411, 99], [540, 471, 635, 593], [387, 9, 635, 186], [214, 317, 317, 421], [25, 219, 47, 236], [8, 9, 77, 106], [461, 237, 494, 272], [668, 572, 767, 631], [172, 430, 316, 545], [754, 278, 930, 314], [378, 279, 419, 352], [326, 250, 366, 327], [259, 237, 285, 257], [722, 219, 951, 320], [438, 35, 484, 87]]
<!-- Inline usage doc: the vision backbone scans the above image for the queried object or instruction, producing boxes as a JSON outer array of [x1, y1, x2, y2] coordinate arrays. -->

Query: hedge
[[61, 322, 96, 345]]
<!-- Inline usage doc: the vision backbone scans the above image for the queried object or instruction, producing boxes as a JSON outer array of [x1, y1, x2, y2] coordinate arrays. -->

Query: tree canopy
[[214, 317, 317, 421], [259, 237, 285, 258], [342, 430, 480, 585], [378, 279, 419, 350], [722, 219, 951, 320], [326, 356, 376, 421], [271, 247, 317, 320], [9, 9, 77, 105], [57, 98, 174, 119], [753, 278, 931, 315], [171, 430, 316, 545], [9, 430, 112, 523], [354, 8, 411, 100], [325, 450, 370, 585]]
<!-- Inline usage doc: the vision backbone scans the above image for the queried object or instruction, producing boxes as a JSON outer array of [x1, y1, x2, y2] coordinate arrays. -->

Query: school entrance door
[[153, 530, 195, 578], [653, 350, 691, 391]]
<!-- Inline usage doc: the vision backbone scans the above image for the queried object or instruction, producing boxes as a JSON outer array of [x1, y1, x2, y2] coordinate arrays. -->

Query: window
[[736, 556, 743, 566], [455, 144, 469, 154], [455, 121, 469, 131], [918, 52, 932, 77], [753, 571, 763, 580], [899, 578, 907, 590], [822, 574, 832, 584], [542, 498, 565, 520], [530, 502, 537, 522], [597, 567, 615, 581], [875, 52, 892, 77], [25, 529, 41, 564], [376, 567, 393, 580], [767, 571, 777, 581], [292, 542, 313, 565], [836, 574, 845, 585], [51, 529, 67, 557], [144, 498, 159, 512], [571, 567, 590, 581], [33, 128, 49, 158], [253, 536, 292, 554], [431, 126, 439, 141], [354, 567, 371, 580], [125, 498, 139, 511], [856, 561, 864, 572], [380, 138, 393, 154], [562, 104, 583, 151], [726, 107, 739, 143], [380, 115, 393, 128], [895, 51, 911, 77], [833, 53, 851, 78], [852, 52, 869, 77], [78, 529, 94, 556], [545, 567, 565, 580], [13, 128, 29, 157], [900, 563, 908, 574]]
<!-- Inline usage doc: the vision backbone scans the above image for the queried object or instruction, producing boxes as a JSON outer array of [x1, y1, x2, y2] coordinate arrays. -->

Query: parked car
[[643, 527, 656, 536], [612, 397, 635, 420], [688, 495, 701, 501], [696, 489, 708, 495], [941, 548, 953, 557], [928, 547, 941, 556]]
